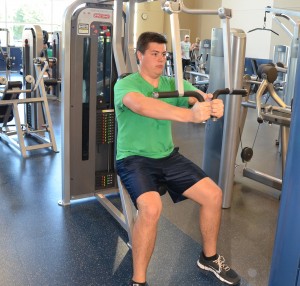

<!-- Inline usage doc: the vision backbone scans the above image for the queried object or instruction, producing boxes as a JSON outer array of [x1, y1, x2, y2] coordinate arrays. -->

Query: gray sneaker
[[197, 253, 241, 285]]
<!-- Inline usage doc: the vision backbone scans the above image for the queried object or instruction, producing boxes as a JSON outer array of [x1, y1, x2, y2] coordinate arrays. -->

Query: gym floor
[[0, 94, 281, 285]]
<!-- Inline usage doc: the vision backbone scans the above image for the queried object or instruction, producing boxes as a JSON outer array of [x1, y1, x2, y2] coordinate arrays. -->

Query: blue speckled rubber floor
[[0, 194, 249, 286]]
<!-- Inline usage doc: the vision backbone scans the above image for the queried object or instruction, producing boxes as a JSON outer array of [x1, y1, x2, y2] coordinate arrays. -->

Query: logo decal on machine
[[93, 13, 110, 19]]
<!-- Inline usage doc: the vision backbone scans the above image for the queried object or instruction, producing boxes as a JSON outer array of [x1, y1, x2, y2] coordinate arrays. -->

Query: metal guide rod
[[218, 28, 246, 208], [160, 1, 184, 94], [113, 0, 127, 76], [124, 0, 138, 73], [220, 12, 233, 91], [170, 13, 184, 95]]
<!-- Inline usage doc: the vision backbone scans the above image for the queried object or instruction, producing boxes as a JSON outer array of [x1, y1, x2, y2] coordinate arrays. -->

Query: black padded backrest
[[1, 81, 22, 100], [7, 81, 23, 90], [118, 73, 132, 80], [0, 81, 23, 123]]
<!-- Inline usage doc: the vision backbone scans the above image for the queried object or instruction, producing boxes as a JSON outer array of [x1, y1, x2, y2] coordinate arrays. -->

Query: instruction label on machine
[[78, 24, 89, 34], [77, 8, 113, 35]]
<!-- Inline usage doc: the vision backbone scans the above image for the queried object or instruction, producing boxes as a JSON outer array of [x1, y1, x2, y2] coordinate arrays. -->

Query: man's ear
[[136, 50, 142, 64]]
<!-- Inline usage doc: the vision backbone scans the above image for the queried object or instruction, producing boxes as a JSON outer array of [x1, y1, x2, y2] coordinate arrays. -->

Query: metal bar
[[0, 98, 45, 104], [256, 79, 269, 121], [243, 167, 282, 190], [0, 89, 33, 94], [181, 6, 218, 15], [245, 80, 262, 85], [280, 126, 289, 173], [265, 7, 300, 18], [25, 143, 53, 151], [241, 101, 257, 109], [0, 133, 22, 152], [95, 193, 127, 230], [271, 16, 293, 39], [32, 61, 49, 92], [184, 71, 210, 78], [268, 82, 287, 108], [261, 113, 291, 127], [117, 175, 137, 247], [11, 102, 27, 157]]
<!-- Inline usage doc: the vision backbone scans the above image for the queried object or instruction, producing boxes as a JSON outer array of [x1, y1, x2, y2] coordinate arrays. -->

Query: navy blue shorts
[[116, 148, 208, 208]]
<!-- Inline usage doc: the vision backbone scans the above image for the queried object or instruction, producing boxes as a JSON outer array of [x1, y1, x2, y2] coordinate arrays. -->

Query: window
[[0, 0, 73, 46]]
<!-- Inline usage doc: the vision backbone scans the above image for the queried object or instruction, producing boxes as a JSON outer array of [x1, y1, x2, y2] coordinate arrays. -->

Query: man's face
[[137, 42, 167, 77], [184, 36, 189, 42]]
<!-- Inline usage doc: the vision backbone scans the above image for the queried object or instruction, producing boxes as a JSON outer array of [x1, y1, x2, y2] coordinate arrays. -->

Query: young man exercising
[[114, 31, 240, 286]]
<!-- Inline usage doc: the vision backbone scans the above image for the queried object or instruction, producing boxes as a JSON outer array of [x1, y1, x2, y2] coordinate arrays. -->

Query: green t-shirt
[[114, 73, 197, 160]]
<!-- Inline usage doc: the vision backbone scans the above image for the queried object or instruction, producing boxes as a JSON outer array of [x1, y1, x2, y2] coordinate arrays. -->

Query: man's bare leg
[[132, 191, 162, 283], [183, 177, 222, 256]]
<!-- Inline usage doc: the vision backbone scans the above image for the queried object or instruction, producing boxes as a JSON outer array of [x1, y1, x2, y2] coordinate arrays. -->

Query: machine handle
[[212, 88, 230, 99], [152, 88, 247, 101], [153, 90, 205, 102], [153, 88, 248, 121]]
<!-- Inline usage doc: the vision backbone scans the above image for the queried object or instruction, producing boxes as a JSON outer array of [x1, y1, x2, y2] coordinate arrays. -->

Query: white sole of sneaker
[[197, 260, 236, 285]]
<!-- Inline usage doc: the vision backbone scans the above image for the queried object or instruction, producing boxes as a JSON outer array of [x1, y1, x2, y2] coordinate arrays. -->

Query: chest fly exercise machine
[[60, 0, 246, 247]]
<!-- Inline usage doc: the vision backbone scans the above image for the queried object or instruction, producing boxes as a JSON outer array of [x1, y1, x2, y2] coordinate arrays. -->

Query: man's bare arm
[[123, 92, 211, 123]]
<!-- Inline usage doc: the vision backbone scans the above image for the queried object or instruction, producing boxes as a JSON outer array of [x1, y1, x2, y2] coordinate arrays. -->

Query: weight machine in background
[[0, 58, 58, 157]]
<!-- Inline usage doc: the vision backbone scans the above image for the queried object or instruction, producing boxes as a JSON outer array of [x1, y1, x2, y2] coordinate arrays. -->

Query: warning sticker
[[78, 23, 89, 35]]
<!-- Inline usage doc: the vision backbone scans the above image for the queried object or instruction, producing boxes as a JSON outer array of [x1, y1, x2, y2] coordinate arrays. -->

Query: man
[[114, 31, 240, 286], [180, 34, 191, 75]]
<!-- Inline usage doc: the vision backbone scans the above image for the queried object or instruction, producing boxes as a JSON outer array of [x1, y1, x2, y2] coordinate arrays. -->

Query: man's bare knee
[[209, 186, 222, 209], [137, 192, 162, 224]]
